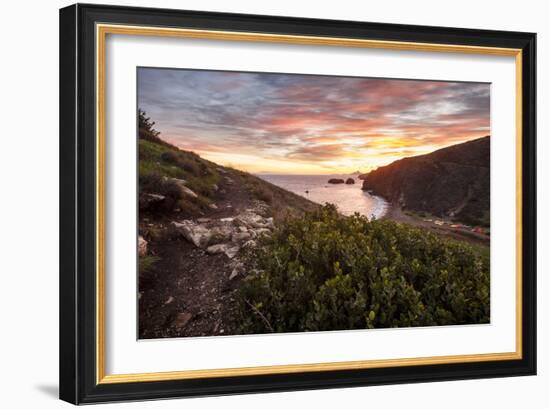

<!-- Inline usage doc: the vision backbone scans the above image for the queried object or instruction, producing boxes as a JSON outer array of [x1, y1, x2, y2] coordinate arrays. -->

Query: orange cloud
[[138, 68, 490, 174]]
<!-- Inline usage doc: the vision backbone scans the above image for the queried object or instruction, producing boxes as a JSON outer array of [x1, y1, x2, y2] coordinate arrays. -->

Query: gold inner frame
[[96, 23, 523, 385]]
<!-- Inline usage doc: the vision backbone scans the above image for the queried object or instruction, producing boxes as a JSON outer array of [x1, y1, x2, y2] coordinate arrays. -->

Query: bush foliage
[[237, 204, 489, 334], [139, 255, 160, 275]]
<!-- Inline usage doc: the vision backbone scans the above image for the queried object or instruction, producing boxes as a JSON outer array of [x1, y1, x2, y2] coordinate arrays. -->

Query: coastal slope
[[137, 111, 318, 338], [362, 136, 490, 226]]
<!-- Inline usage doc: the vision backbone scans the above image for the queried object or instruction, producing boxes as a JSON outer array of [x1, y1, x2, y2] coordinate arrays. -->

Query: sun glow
[[139, 68, 490, 174]]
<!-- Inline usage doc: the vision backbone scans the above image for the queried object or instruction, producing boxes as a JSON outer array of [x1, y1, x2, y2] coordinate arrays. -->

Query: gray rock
[[206, 243, 241, 259], [242, 240, 257, 249], [253, 228, 271, 237], [229, 262, 244, 280], [170, 220, 212, 248], [235, 211, 266, 228], [209, 225, 233, 244], [232, 231, 252, 242], [139, 193, 165, 210], [179, 185, 198, 199], [163, 176, 185, 183], [138, 235, 148, 256], [173, 312, 193, 329], [169, 178, 198, 198], [206, 244, 227, 255], [224, 245, 240, 259], [251, 201, 270, 216]]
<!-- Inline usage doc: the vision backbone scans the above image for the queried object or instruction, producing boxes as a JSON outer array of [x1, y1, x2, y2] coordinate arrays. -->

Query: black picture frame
[[60, 3, 536, 404]]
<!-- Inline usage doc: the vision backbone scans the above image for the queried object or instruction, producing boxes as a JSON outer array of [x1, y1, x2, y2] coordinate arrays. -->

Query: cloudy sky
[[138, 68, 490, 174]]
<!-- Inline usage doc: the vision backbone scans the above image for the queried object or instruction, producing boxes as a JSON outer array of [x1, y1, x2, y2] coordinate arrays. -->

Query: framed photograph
[[59, 3, 536, 404]]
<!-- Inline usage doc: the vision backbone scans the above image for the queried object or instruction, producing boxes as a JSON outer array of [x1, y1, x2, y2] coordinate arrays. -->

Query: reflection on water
[[257, 174, 388, 219]]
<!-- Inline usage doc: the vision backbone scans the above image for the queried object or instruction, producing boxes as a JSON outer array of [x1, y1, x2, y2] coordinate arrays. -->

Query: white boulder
[[170, 220, 212, 248], [169, 178, 198, 198], [138, 235, 148, 256]]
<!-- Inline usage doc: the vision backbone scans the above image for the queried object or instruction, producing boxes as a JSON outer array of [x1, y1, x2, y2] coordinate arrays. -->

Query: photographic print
[[137, 68, 491, 339], [60, 6, 536, 402]]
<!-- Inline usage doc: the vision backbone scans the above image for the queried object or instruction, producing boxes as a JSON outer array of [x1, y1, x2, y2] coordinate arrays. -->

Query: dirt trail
[[384, 204, 489, 244], [138, 174, 251, 339]]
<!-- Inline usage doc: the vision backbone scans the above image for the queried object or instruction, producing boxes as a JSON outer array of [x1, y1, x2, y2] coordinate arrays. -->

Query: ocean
[[257, 174, 388, 219]]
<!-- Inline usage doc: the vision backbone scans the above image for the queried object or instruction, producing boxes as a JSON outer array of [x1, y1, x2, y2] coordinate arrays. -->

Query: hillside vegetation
[[237, 204, 489, 333], [138, 109, 317, 222], [362, 136, 490, 226]]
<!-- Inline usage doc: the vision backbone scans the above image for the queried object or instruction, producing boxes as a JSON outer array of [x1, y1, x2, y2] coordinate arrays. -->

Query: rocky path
[[138, 172, 274, 339]]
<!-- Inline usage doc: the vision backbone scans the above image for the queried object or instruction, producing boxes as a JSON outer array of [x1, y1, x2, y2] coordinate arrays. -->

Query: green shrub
[[160, 151, 182, 166], [139, 255, 160, 275], [176, 198, 203, 216], [145, 226, 164, 242], [139, 170, 211, 217], [138, 142, 186, 180], [139, 171, 164, 193], [236, 204, 489, 334], [183, 160, 200, 176], [186, 178, 217, 198], [245, 180, 274, 204], [139, 173, 182, 201]]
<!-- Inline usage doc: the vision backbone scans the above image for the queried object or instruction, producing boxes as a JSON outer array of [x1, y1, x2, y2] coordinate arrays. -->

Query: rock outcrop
[[139, 193, 165, 210], [328, 178, 345, 184], [362, 136, 490, 225], [169, 178, 198, 198], [138, 235, 148, 256], [170, 220, 215, 248], [345, 178, 355, 185], [170, 207, 275, 260]]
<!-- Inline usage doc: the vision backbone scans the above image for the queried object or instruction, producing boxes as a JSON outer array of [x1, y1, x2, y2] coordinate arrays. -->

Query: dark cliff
[[362, 136, 490, 226]]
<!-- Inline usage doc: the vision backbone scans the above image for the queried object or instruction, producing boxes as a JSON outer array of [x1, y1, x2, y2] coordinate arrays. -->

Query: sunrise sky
[[137, 68, 490, 174]]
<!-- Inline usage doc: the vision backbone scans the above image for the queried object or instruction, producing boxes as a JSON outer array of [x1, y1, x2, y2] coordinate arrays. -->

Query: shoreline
[[370, 194, 389, 219], [258, 173, 389, 220], [382, 202, 489, 244], [254, 172, 486, 244]]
